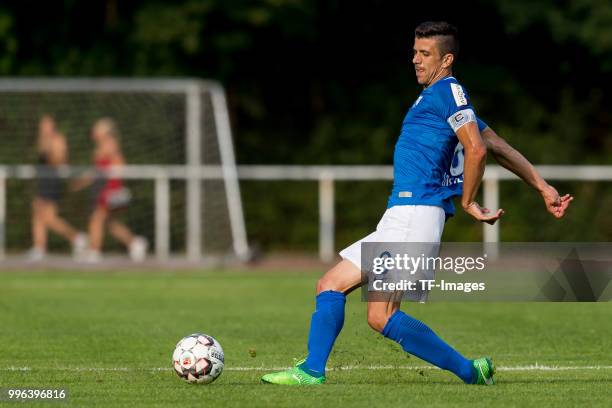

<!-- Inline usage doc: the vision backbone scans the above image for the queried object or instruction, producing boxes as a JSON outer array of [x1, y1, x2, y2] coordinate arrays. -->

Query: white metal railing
[[1, 164, 611, 262], [0, 78, 249, 262], [239, 164, 612, 261]]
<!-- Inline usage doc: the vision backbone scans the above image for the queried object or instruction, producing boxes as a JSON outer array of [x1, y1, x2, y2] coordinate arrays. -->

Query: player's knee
[[316, 275, 336, 294], [316, 261, 361, 295], [367, 309, 390, 333]]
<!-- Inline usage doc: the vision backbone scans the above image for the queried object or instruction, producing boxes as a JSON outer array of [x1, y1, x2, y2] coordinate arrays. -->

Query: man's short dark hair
[[415, 21, 459, 59]]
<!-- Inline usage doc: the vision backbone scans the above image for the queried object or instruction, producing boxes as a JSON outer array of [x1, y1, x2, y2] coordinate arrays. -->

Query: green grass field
[[0, 270, 610, 407]]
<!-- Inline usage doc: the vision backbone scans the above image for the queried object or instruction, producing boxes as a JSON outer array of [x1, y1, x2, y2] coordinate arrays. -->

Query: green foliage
[[496, 0, 612, 68], [1, 0, 611, 250], [0, 8, 16, 74]]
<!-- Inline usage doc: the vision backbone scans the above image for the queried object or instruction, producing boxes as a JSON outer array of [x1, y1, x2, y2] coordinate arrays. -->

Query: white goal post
[[0, 78, 249, 261]]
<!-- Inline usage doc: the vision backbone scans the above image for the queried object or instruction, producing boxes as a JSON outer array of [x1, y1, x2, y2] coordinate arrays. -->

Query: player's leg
[[365, 291, 402, 332], [300, 259, 363, 374], [262, 209, 411, 385], [368, 297, 477, 384], [316, 258, 364, 295], [261, 259, 363, 385], [365, 205, 494, 384]]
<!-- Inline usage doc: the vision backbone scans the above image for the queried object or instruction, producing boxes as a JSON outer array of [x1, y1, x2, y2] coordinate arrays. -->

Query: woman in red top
[[79, 118, 147, 262]]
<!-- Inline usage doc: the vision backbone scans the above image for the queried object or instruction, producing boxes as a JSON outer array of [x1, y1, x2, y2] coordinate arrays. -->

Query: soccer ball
[[172, 333, 224, 384]]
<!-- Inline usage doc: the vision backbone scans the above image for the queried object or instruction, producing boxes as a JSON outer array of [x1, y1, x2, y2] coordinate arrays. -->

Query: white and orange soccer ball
[[172, 333, 224, 384]]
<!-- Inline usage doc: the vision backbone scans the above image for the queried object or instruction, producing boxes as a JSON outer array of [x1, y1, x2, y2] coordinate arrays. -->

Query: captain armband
[[447, 108, 476, 132]]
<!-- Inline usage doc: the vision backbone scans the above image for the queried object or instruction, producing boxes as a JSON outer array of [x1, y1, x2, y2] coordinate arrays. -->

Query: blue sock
[[382, 310, 475, 384], [300, 290, 346, 377]]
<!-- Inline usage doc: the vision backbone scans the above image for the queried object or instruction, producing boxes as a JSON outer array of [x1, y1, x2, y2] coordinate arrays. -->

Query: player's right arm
[[455, 122, 504, 224]]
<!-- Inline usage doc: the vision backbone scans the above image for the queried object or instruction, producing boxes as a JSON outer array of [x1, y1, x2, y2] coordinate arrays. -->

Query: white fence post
[[155, 173, 170, 261], [319, 172, 335, 263], [483, 173, 500, 259]]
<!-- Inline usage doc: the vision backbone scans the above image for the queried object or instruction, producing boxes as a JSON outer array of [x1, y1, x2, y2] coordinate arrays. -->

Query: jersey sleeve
[[476, 116, 488, 132], [432, 80, 478, 133]]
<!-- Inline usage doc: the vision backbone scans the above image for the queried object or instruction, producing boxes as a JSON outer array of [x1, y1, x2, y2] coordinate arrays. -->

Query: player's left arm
[[455, 121, 504, 224], [440, 83, 504, 224], [481, 126, 573, 218]]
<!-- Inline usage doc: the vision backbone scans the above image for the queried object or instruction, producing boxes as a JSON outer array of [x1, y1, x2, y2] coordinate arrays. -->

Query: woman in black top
[[28, 115, 87, 261]]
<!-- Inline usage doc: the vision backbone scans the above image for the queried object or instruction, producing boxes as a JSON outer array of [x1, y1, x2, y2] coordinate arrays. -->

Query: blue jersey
[[387, 76, 488, 216]]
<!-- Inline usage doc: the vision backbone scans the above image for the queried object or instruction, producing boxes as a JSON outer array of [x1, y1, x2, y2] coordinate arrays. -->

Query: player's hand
[[462, 201, 504, 225], [540, 184, 573, 218]]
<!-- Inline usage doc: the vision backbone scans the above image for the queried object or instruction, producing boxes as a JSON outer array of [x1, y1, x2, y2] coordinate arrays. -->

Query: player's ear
[[441, 53, 454, 69]]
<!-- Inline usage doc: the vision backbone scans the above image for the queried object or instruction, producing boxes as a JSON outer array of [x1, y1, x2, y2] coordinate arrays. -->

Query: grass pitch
[[0, 270, 610, 407]]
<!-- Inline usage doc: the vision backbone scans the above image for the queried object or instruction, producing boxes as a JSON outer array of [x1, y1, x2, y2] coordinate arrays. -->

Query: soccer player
[[261, 21, 573, 385]]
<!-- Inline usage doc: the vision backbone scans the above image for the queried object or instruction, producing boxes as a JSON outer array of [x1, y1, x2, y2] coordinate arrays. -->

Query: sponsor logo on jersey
[[449, 143, 464, 177], [450, 83, 467, 106], [441, 143, 465, 187], [442, 173, 463, 187]]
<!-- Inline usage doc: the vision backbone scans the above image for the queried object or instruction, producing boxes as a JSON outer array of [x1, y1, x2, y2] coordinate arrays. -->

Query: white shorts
[[339, 205, 445, 271]]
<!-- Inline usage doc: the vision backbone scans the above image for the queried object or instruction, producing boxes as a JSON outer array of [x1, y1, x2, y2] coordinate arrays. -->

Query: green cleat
[[472, 357, 495, 385], [261, 361, 325, 385]]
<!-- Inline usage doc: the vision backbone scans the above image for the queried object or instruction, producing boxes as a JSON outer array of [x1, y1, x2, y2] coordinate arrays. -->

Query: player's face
[[412, 37, 446, 86]]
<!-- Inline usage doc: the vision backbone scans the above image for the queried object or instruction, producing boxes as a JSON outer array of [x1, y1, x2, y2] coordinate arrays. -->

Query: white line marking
[[1, 365, 611, 372]]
